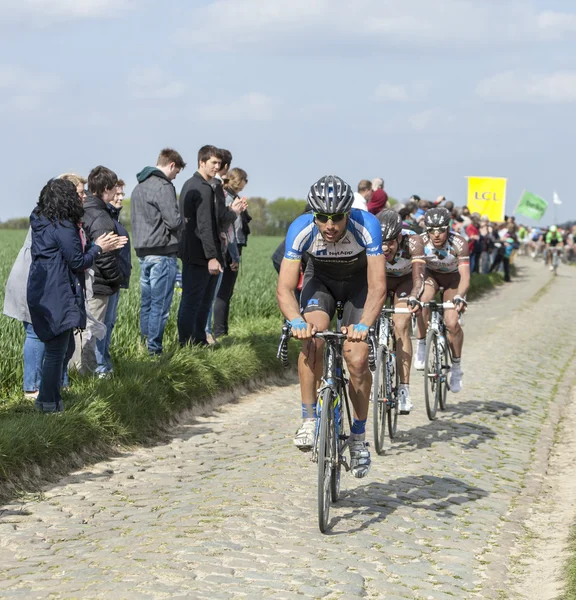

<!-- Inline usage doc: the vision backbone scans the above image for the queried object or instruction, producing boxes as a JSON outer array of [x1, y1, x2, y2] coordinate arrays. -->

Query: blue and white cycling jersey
[[284, 209, 383, 280]]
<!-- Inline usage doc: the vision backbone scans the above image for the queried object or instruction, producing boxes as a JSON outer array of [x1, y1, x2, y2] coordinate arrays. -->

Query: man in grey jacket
[[131, 148, 186, 355]]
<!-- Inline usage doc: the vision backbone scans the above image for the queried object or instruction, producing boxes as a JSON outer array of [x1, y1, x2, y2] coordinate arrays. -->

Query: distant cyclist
[[414, 207, 470, 393], [545, 225, 563, 271], [378, 210, 426, 414], [276, 175, 386, 478]]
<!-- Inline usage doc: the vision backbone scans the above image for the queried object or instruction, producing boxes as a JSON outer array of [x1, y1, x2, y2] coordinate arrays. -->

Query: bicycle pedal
[[340, 456, 350, 472]]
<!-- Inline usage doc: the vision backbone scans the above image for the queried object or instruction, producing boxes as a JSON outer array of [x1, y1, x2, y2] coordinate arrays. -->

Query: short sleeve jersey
[[284, 209, 382, 280], [386, 229, 426, 278], [421, 231, 470, 273]]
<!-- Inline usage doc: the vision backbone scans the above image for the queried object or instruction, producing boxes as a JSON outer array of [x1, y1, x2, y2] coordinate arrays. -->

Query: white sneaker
[[450, 363, 463, 393], [293, 419, 316, 451], [398, 386, 413, 415], [349, 436, 371, 478], [549, 265, 554, 271], [414, 342, 426, 371]]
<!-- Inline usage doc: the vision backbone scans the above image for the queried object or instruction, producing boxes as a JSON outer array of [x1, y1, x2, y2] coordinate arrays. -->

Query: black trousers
[[213, 266, 239, 338], [489, 253, 511, 282], [177, 263, 219, 346]]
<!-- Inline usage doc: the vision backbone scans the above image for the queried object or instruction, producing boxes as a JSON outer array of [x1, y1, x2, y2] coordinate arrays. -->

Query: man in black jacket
[[82, 166, 122, 339], [178, 145, 246, 346]]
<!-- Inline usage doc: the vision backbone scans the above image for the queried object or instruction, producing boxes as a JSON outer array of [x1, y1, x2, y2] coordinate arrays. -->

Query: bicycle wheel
[[372, 346, 387, 455], [424, 329, 440, 420], [386, 336, 399, 439], [438, 341, 449, 411], [331, 392, 344, 502], [318, 388, 335, 533]]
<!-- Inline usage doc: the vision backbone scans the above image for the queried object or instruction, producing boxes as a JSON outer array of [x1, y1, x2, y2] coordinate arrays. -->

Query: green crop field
[[0, 231, 283, 399]]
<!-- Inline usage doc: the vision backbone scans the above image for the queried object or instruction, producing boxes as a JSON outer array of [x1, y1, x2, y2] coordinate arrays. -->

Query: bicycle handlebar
[[420, 301, 456, 309], [382, 307, 412, 315]]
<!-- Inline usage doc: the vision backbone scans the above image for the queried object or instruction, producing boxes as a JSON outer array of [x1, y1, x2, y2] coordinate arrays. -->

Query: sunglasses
[[314, 212, 347, 224], [427, 226, 449, 235]]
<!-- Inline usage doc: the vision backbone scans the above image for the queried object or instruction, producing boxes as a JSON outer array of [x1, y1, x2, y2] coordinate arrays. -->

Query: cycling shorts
[[300, 264, 367, 326], [386, 273, 413, 301], [424, 269, 460, 291]]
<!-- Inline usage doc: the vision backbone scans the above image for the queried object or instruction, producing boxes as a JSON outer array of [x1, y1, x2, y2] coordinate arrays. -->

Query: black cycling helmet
[[424, 207, 451, 229], [378, 209, 403, 242], [307, 175, 354, 215]]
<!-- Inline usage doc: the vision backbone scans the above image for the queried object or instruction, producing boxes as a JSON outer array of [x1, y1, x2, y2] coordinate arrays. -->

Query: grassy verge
[[563, 528, 576, 599], [0, 237, 507, 498]]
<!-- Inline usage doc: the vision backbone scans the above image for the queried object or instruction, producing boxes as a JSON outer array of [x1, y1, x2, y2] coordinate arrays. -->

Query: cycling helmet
[[307, 175, 354, 214], [424, 207, 451, 229], [550, 225, 557, 232], [378, 209, 403, 242]]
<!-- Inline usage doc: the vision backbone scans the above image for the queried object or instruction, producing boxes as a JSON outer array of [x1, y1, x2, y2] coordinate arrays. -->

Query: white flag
[[553, 191, 562, 205]]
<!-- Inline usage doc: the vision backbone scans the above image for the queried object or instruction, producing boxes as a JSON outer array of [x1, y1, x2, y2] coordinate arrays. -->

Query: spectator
[[206, 148, 234, 343], [27, 179, 125, 412], [131, 148, 185, 355], [4, 228, 45, 398], [95, 179, 132, 376], [489, 223, 517, 282], [51, 174, 106, 376], [466, 213, 481, 273], [82, 166, 124, 357], [371, 177, 384, 190], [399, 202, 422, 233], [178, 145, 246, 346], [367, 189, 388, 215], [213, 168, 249, 339], [352, 179, 372, 211], [478, 215, 495, 273]]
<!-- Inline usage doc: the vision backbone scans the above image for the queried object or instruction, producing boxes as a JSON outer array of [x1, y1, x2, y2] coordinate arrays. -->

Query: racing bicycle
[[420, 291, 455, 421]]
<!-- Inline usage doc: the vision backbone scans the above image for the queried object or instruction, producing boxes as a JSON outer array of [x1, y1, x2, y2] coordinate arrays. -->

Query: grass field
[[0, 230, 506, 495], [0, 231, 283, 398]]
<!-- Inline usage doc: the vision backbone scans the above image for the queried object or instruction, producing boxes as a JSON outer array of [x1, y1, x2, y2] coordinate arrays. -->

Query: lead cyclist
[[276, 175, 386, 478]]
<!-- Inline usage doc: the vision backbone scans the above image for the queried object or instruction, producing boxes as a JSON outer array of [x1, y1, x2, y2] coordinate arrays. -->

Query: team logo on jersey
[[342, 236, 351, 244], [316, 248, 328, 256], [307, 299, 319, 307]]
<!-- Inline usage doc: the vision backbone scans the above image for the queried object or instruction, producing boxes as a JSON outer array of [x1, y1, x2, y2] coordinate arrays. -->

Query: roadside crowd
[[3, 146, 251, 413], [4, 166, 572, 414]]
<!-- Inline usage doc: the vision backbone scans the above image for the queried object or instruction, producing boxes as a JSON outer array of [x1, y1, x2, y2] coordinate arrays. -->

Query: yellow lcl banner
[[466, 177, 507, 222]]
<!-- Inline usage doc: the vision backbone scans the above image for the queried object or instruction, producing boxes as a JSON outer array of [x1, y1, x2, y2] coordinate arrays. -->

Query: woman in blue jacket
[[27, 179, 126, 413]]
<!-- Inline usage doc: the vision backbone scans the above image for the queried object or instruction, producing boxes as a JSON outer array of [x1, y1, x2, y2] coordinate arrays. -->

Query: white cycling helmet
[[307, 175, 354, 214]]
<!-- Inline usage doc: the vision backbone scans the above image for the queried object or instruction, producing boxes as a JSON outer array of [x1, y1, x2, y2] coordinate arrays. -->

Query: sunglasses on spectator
[[314, 212, 347, 224], [427, 226, 449, 235]]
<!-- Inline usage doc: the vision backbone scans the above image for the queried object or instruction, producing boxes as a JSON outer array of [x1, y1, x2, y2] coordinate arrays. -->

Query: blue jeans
[[95, 291, 120, 373], [23, 322, 69, 392], [23, 322, 44, 392], [139, 255, 178, 355], [36, 329, 74, 413]]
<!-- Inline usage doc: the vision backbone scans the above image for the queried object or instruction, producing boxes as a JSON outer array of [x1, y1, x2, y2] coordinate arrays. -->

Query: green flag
[[515, 191, 548, 221]]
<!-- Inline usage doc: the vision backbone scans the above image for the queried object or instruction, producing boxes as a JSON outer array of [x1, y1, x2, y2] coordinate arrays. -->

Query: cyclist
[[276, 175, 386, 478], [413, 207, 470, 393], [378, 210, 426, 414], [545, 225, 563, 271]]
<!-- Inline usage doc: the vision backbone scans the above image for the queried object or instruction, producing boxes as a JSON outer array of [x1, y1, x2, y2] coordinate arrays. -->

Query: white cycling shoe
[[449, 363, 464, 393], [413, 344, 426, 371], [349, 435, 371, 478], [293, 419, 316, 451], [398, 385, 413, 415]]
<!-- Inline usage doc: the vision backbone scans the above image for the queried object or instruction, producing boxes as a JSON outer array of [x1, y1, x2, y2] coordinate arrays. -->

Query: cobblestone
[[0, 261, 575, 599]]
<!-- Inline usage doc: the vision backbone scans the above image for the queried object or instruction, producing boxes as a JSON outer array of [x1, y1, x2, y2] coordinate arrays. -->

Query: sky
[[1, 0, 575, 225]]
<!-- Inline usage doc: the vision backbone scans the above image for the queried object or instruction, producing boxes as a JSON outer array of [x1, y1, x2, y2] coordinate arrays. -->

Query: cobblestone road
[[1, 260, 576, 599]]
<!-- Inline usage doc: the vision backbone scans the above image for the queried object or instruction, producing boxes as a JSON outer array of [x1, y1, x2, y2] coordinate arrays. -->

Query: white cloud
[[0, 0, 136, 25], [176, 1, 576, 51], [127, 67, 185, 100], [374, 81, 429, 102], [477, 71, 576, 104], [198, 93, 275, 122], [407, 108, 455, 132], [0, 66, 59, 113], [537, 11, 576, 38]]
